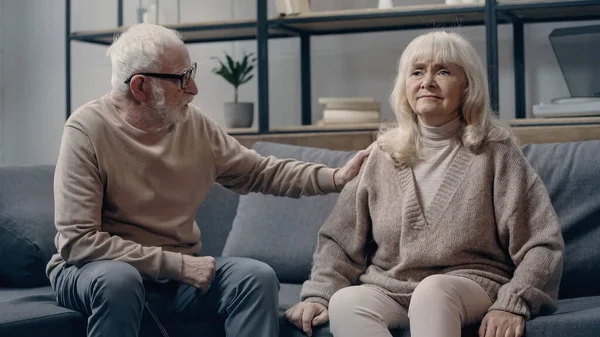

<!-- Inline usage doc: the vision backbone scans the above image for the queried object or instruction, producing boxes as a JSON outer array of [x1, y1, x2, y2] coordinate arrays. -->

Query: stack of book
[[317, 97, 381, 126]]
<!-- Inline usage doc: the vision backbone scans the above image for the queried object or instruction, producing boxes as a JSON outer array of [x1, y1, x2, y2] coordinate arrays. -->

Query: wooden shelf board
[[273, 4, 486, 33], [271, 123, 381, 133], [225, 127, 258, 135], [509, 116, 600, 127], [70, 20, 288, 45], [498, 0, 600, 22], [233, 129, 377, 151], [499, 0, 595, 3], [225, 123, 380, 135]]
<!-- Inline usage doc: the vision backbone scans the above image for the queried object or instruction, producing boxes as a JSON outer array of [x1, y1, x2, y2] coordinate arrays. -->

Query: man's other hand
[[180, 255, 216, 289]]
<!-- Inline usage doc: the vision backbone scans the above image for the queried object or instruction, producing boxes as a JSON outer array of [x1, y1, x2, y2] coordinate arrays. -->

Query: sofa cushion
[[278, 283, 304, 313], [0, 165, 57, 287], [0, 286, 86, 337], [221, 142, 358, 283], [525, 296, 600, 337], [0, 287, 226, 337], [195, 184, 239, 257], [521, 140, 600, 299], [279, 296, 600, 337]]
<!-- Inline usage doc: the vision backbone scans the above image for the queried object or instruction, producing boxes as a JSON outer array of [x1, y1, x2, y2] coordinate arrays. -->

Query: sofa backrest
[[194, 184, 239, 257], [0, 164, 240, 287], [220, 141, 358, 283], [522, 140, 600, 299], [1, 140, 600, 299], [219, 140, 600, 299], [0, 165, 56, 287]]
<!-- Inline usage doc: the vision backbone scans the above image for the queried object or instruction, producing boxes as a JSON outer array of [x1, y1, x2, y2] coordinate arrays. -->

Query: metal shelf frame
[[65, 0, 600, 133]]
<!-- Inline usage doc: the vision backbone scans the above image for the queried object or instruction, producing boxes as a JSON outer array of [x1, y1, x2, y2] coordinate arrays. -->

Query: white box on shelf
[[275, 0, 310, 16]]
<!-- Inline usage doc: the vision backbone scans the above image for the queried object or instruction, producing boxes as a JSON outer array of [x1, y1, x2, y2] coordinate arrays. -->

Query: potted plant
[[211, 51, 257, 128]]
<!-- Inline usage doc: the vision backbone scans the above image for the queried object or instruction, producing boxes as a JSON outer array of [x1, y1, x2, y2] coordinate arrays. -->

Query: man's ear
[[129, 75, 150, 103]]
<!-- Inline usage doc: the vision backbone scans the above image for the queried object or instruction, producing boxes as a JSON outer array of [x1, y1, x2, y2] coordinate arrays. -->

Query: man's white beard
[[151, 86, 190, 125], [156, 102, 189, 124]]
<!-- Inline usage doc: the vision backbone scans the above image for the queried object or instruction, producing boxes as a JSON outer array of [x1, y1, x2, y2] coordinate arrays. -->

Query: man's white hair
[[107, 23, 184, 94]]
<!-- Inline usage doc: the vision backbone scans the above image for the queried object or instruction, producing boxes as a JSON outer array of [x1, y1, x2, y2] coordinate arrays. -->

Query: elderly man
[[46, 23, 370, 337]]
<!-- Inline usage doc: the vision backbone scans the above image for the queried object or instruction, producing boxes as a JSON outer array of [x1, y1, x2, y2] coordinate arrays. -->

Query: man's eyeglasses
[[124, 62, 197, 89]]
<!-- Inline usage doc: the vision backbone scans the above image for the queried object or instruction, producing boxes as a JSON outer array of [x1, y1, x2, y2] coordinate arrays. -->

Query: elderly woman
[[285, 31, 564, 337]]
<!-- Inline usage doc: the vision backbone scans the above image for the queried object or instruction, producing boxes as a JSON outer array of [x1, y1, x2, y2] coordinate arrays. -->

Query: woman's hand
[[479, 310, 525, 337], [284, 302, 329, 337]]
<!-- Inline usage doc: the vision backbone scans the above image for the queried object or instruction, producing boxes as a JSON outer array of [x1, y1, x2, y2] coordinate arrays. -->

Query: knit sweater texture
[[300, 129, 564, 319], [46, 95, 338, 287]]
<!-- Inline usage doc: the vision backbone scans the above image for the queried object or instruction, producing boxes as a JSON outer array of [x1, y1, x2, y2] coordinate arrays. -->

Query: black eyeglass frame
[[124, 62, 197, 89]]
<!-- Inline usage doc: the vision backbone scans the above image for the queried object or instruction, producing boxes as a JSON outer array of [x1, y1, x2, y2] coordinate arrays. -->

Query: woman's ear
[[129, 75, 150, 103]]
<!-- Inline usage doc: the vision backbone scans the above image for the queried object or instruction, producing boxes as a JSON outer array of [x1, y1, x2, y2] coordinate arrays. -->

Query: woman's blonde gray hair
[[378, 30, 510, 166]]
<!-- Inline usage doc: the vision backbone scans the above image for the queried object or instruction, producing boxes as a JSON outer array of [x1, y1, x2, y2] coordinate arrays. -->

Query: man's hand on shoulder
[[180, 255, 216, 289], [333, 143, 374, 190]]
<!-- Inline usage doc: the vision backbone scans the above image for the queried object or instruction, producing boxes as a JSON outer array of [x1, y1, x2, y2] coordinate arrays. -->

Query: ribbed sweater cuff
[[159, 251, 183, 281], [489, 293, 530, 319], [304, 297, 330, 308], [317, 168, 339, 193]]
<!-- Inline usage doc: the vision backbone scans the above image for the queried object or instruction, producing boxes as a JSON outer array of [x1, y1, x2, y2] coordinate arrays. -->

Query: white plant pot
[[224, 102, 254, 128]]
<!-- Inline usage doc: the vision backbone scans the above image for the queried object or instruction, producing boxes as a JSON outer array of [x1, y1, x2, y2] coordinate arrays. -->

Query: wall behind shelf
[[0, 0, 67, 165], [0, 0, 3, 164], [0, 0, 598, 165]]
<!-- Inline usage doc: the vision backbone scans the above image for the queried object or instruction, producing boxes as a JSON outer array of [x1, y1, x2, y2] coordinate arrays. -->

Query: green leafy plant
[[211, 51, 257, 103]]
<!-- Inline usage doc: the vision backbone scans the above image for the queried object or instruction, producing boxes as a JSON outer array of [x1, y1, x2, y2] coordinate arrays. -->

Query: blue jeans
[[53, 257, 280, 337]]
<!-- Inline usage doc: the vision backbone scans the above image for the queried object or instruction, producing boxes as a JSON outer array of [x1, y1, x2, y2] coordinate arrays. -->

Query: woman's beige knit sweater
[[300, 133, 565, 319]]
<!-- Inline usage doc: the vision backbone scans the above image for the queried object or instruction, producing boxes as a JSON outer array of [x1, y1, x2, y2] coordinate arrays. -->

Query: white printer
[[533, 24, 600, 118]]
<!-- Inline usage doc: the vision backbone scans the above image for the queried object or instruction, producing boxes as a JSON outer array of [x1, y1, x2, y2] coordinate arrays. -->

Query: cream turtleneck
[[412, 116, 462, 210]]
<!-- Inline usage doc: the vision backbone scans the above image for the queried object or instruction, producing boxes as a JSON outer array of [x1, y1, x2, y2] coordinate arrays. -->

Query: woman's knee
[[328, 286, 367, 321], [329, 286, 397, 334], [410, 275, 459, 313], [412, 274, 451, 299]]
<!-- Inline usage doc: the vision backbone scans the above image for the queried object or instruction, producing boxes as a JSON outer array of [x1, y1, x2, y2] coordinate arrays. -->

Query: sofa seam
[[0, 217, 43, 258], [0, 310, 83, 327]]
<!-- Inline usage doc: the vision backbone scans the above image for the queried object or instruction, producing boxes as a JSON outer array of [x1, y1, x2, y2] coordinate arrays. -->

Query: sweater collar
[[418, 116, 462, 147]]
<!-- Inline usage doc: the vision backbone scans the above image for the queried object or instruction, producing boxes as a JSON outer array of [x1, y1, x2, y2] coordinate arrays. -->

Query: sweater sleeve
[[299, 168, 370, 307], [490, 143, 565, 319], [54, 126, 182, 281], [204, 117, 338, 196]]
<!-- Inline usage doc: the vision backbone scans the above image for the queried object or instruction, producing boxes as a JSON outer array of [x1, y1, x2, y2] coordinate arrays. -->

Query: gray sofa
[[1, 140, 600, 337]]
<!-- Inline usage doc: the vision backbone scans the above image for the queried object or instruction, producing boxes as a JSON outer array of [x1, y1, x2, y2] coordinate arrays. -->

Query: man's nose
[[185, 79, 199, 96]]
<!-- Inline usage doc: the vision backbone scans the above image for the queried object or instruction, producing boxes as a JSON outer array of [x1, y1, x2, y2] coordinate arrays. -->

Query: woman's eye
[[411, 70, 423, 76], [438, 69, 450, 75]]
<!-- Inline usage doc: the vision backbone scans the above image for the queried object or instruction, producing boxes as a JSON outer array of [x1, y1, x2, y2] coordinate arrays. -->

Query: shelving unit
[[65, 0, 600, 135], [496, 0, 600, 120]]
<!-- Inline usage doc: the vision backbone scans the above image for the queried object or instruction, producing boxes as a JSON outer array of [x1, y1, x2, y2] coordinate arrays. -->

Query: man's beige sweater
[[300, 135, 564, 319], [46, 96, 338, 287]]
